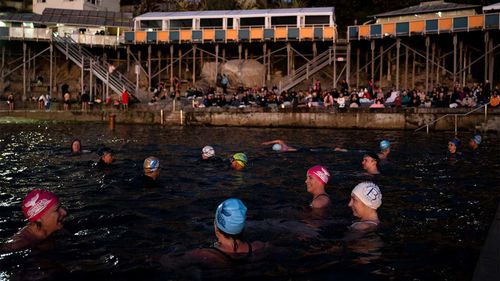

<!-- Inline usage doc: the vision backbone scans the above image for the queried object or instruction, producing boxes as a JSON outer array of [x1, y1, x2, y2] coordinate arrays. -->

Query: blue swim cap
[[144, 156, 160, 172], [449, 138, 461, 148], [380, 140, 391, 151], [272, 143, 282, 151], [215, 198, 247, 235]]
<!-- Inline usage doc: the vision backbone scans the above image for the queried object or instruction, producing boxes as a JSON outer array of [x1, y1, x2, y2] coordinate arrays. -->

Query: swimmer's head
[[306, 165, 330, 185], [351, 182, 382, 209], [231, 153, 248, 170], [144, 156, 160, 173], [449, 138, 461, 148], [364, 152, 380, 163], [272, 143, 282, 151], [98, 147, 113, 157], [202, 146, 215, 159], [215, 198, 247, 235], [71, 139, 81, 153], [22, 190, 59, 222], [471, 134, 482, 145], [379, 140, 391, 151]]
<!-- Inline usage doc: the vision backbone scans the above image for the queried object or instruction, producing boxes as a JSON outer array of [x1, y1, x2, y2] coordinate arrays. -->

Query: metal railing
[[52, 34, 137, 100], [279, 42, 347, 92], [414, 103, 489, 135]]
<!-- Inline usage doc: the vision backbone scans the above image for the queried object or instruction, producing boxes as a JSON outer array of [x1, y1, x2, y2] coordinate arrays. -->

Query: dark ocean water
[[0, 121, 498, 280]]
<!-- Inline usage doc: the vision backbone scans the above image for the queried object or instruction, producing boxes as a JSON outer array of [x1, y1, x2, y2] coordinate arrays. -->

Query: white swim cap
[[352, 182, 382, 209], [272, 143, 282, 151], [202, 146, 215, 158]]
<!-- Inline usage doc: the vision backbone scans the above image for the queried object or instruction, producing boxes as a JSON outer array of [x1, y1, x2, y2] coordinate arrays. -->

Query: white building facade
[[32, 0, 120, 15]]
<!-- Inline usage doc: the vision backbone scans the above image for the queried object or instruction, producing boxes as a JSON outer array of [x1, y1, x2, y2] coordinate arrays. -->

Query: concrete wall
[[1, 108, 498, 131]]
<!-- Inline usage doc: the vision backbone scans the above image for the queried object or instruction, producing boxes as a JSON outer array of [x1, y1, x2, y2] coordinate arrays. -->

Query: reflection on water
[[0, 123, 499, 280]]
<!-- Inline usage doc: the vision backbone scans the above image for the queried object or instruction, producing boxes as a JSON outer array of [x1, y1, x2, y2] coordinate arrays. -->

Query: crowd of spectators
[[179, 79, 500, 110]]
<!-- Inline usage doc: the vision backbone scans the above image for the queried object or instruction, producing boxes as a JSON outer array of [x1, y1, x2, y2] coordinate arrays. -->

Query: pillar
[[148, 45, 152, 90], [170, 45, 174, 87], [192, 45, 196, 84], [404, 45, 409, 90], [453, 34, 457, 85], [396, 39, 400, 91], [371, 40, 375, 81], [356, 47, 360, 90], [215, 44, 219, 83], [425, 36, 430, 92], [379, 45, 383, 88]]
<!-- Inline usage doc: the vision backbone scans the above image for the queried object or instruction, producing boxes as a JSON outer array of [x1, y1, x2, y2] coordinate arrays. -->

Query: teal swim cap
[[272, 143, 282, 151], [472, 135, 482, 145], [215, 198, 247, 235], [232, 153, 248, 164], [380, 140, 391, 151]]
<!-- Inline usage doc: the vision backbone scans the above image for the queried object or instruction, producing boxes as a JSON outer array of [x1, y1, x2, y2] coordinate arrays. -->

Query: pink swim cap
[[307, 165, 330, 185], [22, 190, 59, 222]]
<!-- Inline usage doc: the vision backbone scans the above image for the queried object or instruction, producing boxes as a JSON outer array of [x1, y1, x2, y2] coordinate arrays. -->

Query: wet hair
[[364, 152, 380, 163]]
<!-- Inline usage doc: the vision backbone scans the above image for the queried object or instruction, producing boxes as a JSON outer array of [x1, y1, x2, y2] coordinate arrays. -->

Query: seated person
[[362, 152, 380, 175], [378, 140, 391, 160], [230, 153, 247, 171], [469, 134, 482, 151], [306, 165, 331, 209], [0, 190, 67, 253], [184, 198, 265, 264], [96, 147, 114, 167], [133, 156, 161, 188], [261, 139, 297, 152], [348, 182, 382, 231]]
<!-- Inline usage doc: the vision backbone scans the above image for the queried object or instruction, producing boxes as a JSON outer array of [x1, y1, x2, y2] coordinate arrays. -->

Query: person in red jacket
[[121, 87, 129, 110]]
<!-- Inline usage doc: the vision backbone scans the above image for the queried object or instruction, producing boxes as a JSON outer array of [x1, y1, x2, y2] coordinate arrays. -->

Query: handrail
[[414, 103, 489, 135], [52, 34, 138, 99]]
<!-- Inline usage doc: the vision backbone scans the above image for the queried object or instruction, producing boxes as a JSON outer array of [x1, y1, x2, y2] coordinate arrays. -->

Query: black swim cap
[[98, 147, 113, 156], [364, 152, 380, 162]]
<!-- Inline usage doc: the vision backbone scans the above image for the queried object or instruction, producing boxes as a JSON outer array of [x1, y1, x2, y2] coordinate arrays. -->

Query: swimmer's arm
[[261, 140, 284, 145], [334, 147, 348, 152], [0, 235, 32, 254]]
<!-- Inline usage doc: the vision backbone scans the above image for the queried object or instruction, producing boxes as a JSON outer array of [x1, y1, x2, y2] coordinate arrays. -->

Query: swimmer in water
[[468, 134, 481, 151], [348, 182, 382, 231], [0, 190, 67, 253], [261, 140, 297, 152], [362, 152, 380, 175], [230, 152, 247, 171], [184, 198, 265, 264], [448, 139, 461, 155], [377, 140, 391, 160], [96, 147, 114, 167], [305, 165, 331, 209], [201, 145, 224, 163], [71, 139, 82, 154], [135, 156, 161, 188]]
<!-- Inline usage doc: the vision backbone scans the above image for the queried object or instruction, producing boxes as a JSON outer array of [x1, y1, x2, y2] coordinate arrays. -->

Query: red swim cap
[[22, 190, 58, 222], [307, 165, 330, 185]]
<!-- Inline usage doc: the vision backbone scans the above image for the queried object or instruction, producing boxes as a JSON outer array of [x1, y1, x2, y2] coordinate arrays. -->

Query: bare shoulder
[[311, 196, 330, 209]]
